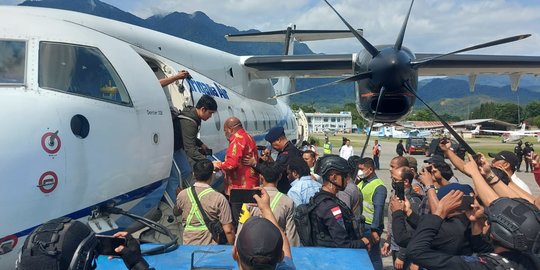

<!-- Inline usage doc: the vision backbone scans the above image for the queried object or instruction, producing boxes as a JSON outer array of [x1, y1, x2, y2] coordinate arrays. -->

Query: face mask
[[356, 170, 366, 180]]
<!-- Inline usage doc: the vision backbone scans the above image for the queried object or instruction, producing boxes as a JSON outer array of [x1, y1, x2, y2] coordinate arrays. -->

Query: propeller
[[360, 86, 386, 158], [323, 0, 379, 57], [412, 34, 531, 66]]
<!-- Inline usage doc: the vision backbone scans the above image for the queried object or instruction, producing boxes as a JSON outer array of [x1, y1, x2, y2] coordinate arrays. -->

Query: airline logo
[[188, 80, 230, 100]]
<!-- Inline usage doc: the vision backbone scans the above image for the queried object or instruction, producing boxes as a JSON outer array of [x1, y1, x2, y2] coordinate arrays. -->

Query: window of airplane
[[252, 110, 258, 130], [0, 40, 25, 85], [262, 113, 267, 130], [38, 42, 131, 106], [227, 106, 233, 117], [285, 118, 289, 129], [214, 110, 221, 131], [266, 112, 271, 128]]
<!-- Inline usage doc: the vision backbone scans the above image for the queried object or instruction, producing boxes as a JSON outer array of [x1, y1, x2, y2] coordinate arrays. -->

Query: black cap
[[488, 151, 518, 172], [265, 127, 285, 143], [237, 217, 283, 267], [424, 154, 445, 164]]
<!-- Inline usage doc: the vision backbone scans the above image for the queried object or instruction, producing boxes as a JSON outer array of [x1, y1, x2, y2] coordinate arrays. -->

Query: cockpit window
[[0, 40, 25, 85], [39, 42, 131, 105]]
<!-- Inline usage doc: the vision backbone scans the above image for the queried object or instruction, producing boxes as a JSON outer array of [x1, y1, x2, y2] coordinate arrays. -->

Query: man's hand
[[361, 237, 371, 251], [418, 167, 434, 186], [434, 190, 463, 219], [253, 187, 271, 213], [175, 70, 190, 80], [403, 197, 413, 216], [389, 195, 404, 213], [381, 242, 390, 256], [241, 153, 257, 167], [394, 258, 405, 270], [438, 138, 452, 153], [212, 161, 222, 171], [110, 232, 147, 270], [532, 153, 539, 169], [463, 153, 484, 176], [371, 230, 380, 244]]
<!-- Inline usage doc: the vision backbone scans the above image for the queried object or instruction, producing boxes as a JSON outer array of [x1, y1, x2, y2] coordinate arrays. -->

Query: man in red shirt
[[213, 117, 260, 195]]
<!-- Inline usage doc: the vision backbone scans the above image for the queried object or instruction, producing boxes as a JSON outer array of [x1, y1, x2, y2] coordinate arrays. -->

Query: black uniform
[[523, 144, 534, 172], [407, 214, 537, 270], [514, 144, 524, 171], [271, 141, 303, 194], [396, 142, 406, 156], [310, 190, 367, 249]]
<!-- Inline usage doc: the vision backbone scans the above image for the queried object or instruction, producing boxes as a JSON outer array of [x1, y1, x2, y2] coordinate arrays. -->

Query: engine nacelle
[[353, 46, 418, 123]]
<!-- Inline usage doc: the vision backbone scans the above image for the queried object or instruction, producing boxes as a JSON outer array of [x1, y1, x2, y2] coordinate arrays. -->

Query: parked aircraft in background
[[481, 122, 540, 143]]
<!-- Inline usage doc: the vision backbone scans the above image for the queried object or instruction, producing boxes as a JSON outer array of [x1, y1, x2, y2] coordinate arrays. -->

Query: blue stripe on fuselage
[[13, 179, 165, 238]]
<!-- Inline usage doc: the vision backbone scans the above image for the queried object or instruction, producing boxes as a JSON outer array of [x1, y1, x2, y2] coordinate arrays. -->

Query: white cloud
[[2, 0, 539, 55]]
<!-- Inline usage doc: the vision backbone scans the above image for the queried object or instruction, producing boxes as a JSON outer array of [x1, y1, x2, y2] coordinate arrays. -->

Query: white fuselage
[[0, 6, 296, 265]]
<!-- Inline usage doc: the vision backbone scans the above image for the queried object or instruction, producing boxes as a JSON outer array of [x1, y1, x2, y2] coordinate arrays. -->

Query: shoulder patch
[[331, 206, 342, 219]]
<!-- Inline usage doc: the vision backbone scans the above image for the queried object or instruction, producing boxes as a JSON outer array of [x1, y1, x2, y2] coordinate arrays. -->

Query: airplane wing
[[240, 54, 355, 79], [240, 53, 540, 80], [415, 54, 540, 77]]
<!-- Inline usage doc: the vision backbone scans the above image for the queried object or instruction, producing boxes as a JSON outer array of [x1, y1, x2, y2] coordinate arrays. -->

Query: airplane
[[374, 126, 431, 138], [481, 122, 540, 143], [2, 0, 540, 267]]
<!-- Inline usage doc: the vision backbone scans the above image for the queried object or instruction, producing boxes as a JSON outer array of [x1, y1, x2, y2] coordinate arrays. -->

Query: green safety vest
[[323, 143, 332, 154], [358, 178, 384, 225], [185, 187, 214, 231], [270, 192, 283, 211]]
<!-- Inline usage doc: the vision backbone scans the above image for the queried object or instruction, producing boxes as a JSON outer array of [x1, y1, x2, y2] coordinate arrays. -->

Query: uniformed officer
[[309, 155, 371, 249], [243, 126, 303, 194], [514, 140, 523, 172]]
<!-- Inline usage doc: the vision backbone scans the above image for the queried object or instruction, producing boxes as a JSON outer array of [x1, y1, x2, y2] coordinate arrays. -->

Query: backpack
[[294, 192, 359, 247]]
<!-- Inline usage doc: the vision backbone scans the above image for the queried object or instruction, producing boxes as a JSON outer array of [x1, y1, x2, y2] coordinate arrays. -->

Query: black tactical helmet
[[16, 217, 98, 270], [485, 197, 540, 254], [315, 154, 350, 177]]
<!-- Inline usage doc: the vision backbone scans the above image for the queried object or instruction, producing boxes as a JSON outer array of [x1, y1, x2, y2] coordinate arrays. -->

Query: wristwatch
[[426, 184, 436, 192], [486, 173, 495, 182]]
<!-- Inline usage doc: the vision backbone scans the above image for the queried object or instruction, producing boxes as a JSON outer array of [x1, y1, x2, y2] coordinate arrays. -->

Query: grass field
[[310, 132, 537, 156]]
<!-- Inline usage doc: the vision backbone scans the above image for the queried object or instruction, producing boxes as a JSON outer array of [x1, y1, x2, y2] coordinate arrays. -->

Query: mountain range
[[18, 0, 540, 115]]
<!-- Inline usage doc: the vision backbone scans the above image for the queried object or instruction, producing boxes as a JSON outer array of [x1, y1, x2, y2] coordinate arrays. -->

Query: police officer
[[243, 126, 303, 194], [323, 136, 332, 155], [514, 140, 524, 172], [523, 142, 535, 173], [408, 194, 540, 269], [309, 155, 371, 249]]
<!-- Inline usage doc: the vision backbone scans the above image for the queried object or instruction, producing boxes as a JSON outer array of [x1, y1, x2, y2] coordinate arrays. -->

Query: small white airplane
[[375, 126, 431, 138], [481, 122, 540, 143], [2, 0, 540, 267]]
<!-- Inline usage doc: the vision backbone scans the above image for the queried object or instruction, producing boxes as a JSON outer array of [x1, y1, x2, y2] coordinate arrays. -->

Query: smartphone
[[229, 189, 261, 204], [393, 181, 405, 200], [95, 235, 126, 256], [457, 195, 474, 211]]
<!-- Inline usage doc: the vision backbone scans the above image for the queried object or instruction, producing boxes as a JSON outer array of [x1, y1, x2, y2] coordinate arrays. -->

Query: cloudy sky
[[2, 0, 540, 56]]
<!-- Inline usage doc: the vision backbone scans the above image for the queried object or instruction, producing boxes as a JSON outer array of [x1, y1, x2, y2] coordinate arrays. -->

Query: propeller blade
[[360, 86, 386, 158], [270, 71, 371, 99], [323, 0, 380, 57], [394, 0, 415, 50], [402, 81, 476, 155], [412, 34, 531, 66], [269, 78, 349, 99], [335, 70, 372, 83]]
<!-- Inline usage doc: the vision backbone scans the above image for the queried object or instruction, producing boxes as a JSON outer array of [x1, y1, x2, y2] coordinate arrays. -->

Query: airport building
[[306, 111, 353, 133]]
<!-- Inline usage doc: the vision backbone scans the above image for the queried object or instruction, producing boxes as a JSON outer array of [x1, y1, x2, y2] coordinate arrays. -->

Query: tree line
[[293, 101, 540, 128]]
